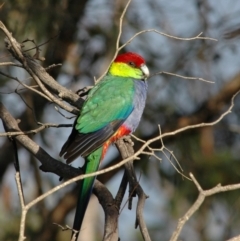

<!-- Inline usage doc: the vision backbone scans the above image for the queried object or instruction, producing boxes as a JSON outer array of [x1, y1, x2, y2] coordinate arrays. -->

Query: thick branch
[[226, 235, 240, 241], [0, 102, 121, 241], [116, 138, 151, 241], [0, 102, 79, 178], [116, 137, 136, 208], [93, 181, 119, 241]]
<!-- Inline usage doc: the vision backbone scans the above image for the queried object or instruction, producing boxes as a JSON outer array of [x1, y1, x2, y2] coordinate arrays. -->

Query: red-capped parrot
[[60, 52, 149, 238]]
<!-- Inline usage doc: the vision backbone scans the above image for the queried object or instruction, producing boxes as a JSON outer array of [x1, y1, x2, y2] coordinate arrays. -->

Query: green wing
[[60, 75, 135, 163], [76, 75, 135, 132]]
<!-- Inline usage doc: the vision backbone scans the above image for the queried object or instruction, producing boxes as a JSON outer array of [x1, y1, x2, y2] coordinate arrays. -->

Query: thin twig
[[0, 21, 82, 113], [95, 0, 133, 83], [115, 0, 132, 49], [169, 173, 240, 241], [0, 70, 52, 101], [119, 30, 217, 52], [152, 71, 215, 84], [95, 17, 216, 85], [0, 62, 23, 68], [0, 123, 72, 137], [15, 173, 27, 241]]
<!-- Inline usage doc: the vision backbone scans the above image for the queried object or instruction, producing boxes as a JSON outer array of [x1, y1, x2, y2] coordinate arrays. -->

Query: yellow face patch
[[109, 62, 143, 79]]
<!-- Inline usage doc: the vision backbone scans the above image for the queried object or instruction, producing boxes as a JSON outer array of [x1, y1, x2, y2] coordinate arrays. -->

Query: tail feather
[[72, 146, 103, 239]]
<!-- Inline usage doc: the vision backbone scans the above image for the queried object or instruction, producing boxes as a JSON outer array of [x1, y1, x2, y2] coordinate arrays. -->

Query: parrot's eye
[[128, 61, 136, 67]]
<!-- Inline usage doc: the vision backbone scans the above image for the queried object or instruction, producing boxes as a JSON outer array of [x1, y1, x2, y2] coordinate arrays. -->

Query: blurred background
[[0, 0, 240, 240]]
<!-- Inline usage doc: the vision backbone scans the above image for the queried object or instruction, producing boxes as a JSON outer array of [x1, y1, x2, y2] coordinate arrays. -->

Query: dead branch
[[0, 102, 119, 241], [0, 21, 83, 113], [0, 123, 72, 137], [116, 138, 151, 241], [151, 71, 215, 84], [170, 173, 240, 241], [1, 89, 236, 197], [95, 0, 216, 84], [93, 181, 119, 241]]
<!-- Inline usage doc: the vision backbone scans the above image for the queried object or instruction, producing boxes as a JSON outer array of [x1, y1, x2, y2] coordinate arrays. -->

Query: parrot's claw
[[123, 135, 134, 146], [76, 86, 93, 97]]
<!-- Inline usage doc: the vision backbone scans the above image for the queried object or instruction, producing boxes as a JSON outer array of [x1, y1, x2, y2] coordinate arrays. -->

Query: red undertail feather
[[101, 125, 131, 160]]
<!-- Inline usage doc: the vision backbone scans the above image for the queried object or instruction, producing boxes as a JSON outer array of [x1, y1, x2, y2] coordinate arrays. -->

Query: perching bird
[[60, 52, 149, 238]]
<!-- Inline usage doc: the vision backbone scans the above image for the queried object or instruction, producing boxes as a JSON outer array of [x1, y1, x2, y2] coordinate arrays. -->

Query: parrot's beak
[[140, 64, 150, 79]]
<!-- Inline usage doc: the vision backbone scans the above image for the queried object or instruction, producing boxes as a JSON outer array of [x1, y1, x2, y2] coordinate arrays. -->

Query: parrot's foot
[[76, 86, 93, 97], [123, 135, 134, 147]]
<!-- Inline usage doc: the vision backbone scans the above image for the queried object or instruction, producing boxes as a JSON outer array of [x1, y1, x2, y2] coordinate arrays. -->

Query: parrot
[[59, 52, 149, 238]]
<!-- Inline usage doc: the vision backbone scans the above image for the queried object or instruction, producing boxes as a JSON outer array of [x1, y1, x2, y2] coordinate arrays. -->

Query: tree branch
[[0, 102, 120, 241], [0, 21, 83, 114], [170, 173, 240, 241], [93, 181, 119, 241], [116, 138, 151, 241]]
